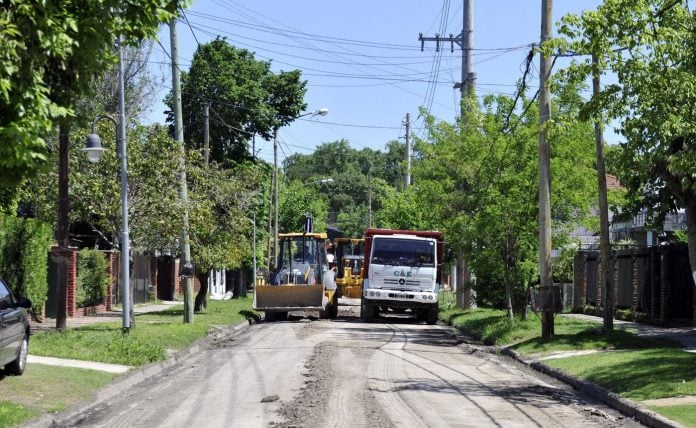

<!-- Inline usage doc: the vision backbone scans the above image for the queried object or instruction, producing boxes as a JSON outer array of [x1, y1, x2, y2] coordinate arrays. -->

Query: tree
[[187, 158, 264, 311], [279, 180, 329, 233], [0, 1, 181, 187], [412, 89, 596, 319], [171, 38, 307, 165], [555, 0, 696, 322]]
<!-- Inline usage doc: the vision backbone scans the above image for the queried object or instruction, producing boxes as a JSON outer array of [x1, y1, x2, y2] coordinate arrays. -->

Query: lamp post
[[273, 108, 329, 267], [83, 37, 131, 331]]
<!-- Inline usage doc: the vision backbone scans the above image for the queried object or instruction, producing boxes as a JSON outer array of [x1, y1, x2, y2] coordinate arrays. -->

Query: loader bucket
[[253, 284, 327, 311]]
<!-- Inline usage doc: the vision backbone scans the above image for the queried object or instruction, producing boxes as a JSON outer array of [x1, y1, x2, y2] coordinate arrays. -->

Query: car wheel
[[5, 335, 28, 376]]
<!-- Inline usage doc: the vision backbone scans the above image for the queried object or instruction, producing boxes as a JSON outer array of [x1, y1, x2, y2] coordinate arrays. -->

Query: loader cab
[[271, 233, 327, 285]]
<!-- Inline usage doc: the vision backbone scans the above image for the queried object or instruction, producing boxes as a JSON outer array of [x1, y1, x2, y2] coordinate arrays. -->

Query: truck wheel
[[361, 298, 374, 322], [5, 335, 28, 376], [426, 304, 438, 325]]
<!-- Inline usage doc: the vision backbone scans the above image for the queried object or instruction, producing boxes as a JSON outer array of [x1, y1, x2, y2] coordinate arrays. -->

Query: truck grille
[[383, 278, 421, 286]]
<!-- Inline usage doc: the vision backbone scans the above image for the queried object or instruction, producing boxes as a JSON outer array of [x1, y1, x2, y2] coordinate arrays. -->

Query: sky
[[147, 0, 607, 164]]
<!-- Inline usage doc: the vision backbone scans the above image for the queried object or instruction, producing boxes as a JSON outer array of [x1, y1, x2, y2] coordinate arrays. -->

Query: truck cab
[[361, 229, 443, 324]]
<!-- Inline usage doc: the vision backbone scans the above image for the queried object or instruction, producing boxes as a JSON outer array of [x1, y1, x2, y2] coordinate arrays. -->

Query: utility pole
[[171, 18, 194, 324], [418, 0, 475, 98], [368, 172, 372, 228], [538, 0, 554, 338], [203, 103, 210, 166], [404, 113, 411, 189], [273, 127, 279, 268], [593, 53, 614, 331]]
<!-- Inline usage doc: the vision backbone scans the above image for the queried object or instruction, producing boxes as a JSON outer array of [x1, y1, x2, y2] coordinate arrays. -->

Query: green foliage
[[555, 0, 696, 271], [0, 214, 51, 318], [24, 124, 184, 252], [0, 1, 181, 187], [279, 179, 329, 233], [173, 38, 307, 165], [187, 158, 263, 271], [414, 88, 596, 314], [76, 249, 109, 308]]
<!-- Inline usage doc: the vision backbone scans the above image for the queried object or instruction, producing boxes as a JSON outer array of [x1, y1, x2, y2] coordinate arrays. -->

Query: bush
[[76, 249, 109, 308], [0, 214, 52, 319]]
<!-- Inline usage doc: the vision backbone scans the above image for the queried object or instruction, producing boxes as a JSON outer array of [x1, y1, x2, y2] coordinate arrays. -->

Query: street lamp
[[82, 37, 131, 331], [272, 107, 329, 268], [304, 178, 334, 186]]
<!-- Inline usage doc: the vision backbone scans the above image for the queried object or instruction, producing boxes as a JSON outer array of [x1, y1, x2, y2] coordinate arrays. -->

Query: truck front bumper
[[363, 289, 437, 308]]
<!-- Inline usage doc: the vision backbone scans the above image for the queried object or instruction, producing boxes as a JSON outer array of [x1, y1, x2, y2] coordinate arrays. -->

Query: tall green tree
[[171, 38, 307, 165], [0, 1, 181, 187], [555, 0, 696, 312]]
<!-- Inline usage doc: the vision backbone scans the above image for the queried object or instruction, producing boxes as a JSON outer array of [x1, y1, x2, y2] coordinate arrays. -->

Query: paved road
[[74, 304, 640, 428]]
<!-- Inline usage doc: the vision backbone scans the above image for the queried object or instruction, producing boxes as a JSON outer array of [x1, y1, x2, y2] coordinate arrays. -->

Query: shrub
[[77, 249, 109, 308], [0, 214, 52, 319]]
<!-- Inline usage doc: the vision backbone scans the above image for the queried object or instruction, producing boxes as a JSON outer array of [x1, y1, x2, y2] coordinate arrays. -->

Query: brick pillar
[[66, 249, 77, 317], [573, 252, 587, 309], [105, 251, 114, 311]]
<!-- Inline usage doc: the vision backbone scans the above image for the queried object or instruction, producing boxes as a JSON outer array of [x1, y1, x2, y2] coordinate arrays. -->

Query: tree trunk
[[194, 270, 209, 312], [56, 122, 70, 330], [504, 266, 513, 321], [455, 252, 471, 308], [685, 202, 696, 326]]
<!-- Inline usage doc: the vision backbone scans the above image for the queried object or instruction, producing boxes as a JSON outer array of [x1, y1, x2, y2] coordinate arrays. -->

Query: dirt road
[[74, 302, 640, 427]]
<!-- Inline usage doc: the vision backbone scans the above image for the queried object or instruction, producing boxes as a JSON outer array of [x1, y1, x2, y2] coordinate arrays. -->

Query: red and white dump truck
[[360, 228, 444, 324]]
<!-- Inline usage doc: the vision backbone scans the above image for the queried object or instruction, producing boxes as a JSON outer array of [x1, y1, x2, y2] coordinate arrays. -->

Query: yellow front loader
[[254, 232, 338, 321], [333, 237, 365, 298]]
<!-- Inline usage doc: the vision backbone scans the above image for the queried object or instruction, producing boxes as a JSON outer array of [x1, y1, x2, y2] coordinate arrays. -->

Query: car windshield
[[371, 238, 435, 267]]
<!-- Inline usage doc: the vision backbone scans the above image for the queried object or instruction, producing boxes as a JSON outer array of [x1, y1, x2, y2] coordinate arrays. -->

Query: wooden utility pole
[[273, 127, 279, 268], [405, 113, 411, 189], [538, 0, 554, 338], [171, 18, 194, 323], [203, 103, 210, 166], [418, 0, 475, 99], [593, 53, 614, 331]]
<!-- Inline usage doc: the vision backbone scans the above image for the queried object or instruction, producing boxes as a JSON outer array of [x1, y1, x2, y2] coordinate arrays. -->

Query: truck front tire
[[426, 304, 438, 325], [361, 297, 374, 322]]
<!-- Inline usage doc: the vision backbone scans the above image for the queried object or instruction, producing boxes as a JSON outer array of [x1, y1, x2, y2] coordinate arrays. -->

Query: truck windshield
[[371, 238, 435, 267]]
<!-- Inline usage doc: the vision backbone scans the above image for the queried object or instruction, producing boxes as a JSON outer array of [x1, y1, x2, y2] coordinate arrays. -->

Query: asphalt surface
[[22, 302, 695, 428]]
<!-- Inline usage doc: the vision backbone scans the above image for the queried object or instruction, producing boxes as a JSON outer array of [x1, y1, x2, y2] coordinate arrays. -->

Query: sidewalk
[[561, 313, 696, 351]]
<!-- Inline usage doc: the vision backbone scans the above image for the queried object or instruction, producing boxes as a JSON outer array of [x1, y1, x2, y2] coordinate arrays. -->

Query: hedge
[[76, 248, 109, 308], [0, 213, 52, 319]]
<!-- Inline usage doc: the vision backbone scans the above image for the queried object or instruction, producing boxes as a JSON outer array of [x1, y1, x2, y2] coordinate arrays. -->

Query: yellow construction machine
[[333, 237, 365, 298], [254, 232, 338, 321]]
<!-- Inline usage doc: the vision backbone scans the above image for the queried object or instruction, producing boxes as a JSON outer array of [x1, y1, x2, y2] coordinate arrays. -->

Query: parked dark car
[[0, 278, 31, 376]]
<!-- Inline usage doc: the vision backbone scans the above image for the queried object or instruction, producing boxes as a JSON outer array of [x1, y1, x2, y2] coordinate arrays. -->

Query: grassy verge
[[0, 365, 116, 427], [440, 301, 696, 427], [30, 297, 256, 366], [646, 404, 696, 428]]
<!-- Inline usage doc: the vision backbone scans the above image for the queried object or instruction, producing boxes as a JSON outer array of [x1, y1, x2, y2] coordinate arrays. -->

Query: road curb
[[500, 347, 684, 428], [22, 319, 251, 428]]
